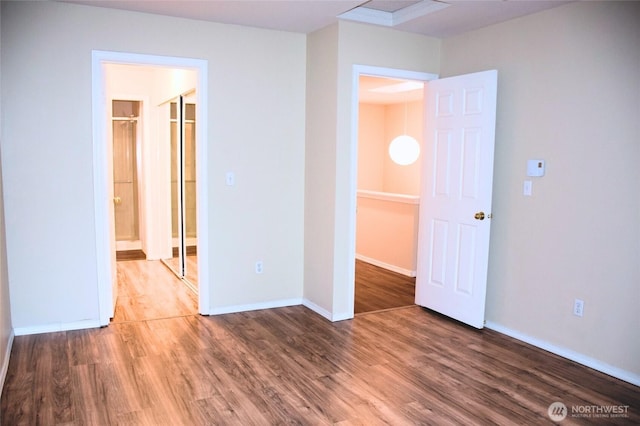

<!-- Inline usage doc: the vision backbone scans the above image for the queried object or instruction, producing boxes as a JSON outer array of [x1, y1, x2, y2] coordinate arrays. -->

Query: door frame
[[347, 65, 438, 318], [91, 50, 210, 325]]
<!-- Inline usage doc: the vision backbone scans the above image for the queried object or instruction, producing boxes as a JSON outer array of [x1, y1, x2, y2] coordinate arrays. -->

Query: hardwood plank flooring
[[2, 304, 639, 424], [112, 260, 197, 323], [355, 259, 415, 314], [162, 255, 198, 288]]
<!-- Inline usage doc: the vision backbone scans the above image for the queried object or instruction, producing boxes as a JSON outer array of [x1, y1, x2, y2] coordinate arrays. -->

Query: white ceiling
[[64, 0, 571, 38]]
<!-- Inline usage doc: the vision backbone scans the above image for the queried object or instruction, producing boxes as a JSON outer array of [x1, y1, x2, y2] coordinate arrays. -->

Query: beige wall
[[1, 1, 306, 329], [0, 2, 15, 395], [441, 1, 640, 376], [304, 24, 340, 314]]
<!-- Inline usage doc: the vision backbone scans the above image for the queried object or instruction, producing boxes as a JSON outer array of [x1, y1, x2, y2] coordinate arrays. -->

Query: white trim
[[92, 50, 210, 325], [357, 189, 420, 205], [392, 0, 450, 25], [302, 298, 332, 321], [91, 52, 112, 326], [208, 299, 302, 316], [195, 62, 210, 315], [331, 311, 355, 322], [346, 65, 437, 322], [14, 320, 102, 336], [356, 254, 416, 277], [338, 0, 450, 27], [0, 329, 14, 398], [486, 321, 640, 387], [339, 6, 392, 27], [302, 298, 353, 322], [355, 65, 439, 83], [302, 299, 354, 322]]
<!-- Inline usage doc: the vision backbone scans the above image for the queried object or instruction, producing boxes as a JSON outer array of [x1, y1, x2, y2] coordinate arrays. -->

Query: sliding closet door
[[164, 94, 198, 290], [183, 101, 197, 285]]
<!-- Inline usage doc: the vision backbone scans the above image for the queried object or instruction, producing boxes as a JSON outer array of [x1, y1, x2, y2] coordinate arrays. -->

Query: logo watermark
[[548, 402, 567, 422], [547, 402, 630, 422]]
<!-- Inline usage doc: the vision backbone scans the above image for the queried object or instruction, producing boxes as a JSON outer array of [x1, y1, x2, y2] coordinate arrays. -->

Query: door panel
[[416, 70, 498, 329]]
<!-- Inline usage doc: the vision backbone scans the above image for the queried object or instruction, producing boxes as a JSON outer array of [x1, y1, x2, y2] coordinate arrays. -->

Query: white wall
[[0, 1, 306, 330], [441, 1, 640, 379], [0, 2, 15, 395], [304, 21, 440, 319]]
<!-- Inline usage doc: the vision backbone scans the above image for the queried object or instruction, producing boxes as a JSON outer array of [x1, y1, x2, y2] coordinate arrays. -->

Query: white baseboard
[[302, 299, 332, 321], [208, 298, 303, 316], [13, 319, 103, 336], [0, 329, 15, 399], [356, 254, 416, 277], [302, 299, 354, 322], [485, 321, 640, 387]]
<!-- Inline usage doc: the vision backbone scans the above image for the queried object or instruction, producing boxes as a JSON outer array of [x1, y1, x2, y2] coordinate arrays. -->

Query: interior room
[[1, 0, 638, 423]]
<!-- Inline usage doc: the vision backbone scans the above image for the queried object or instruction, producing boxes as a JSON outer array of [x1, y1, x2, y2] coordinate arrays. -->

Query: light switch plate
[[527, 159, 545, 177], [225, 172, 235, 186]]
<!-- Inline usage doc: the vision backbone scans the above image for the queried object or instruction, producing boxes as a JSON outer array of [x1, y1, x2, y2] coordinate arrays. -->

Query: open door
[[415, 70, 498, 329]]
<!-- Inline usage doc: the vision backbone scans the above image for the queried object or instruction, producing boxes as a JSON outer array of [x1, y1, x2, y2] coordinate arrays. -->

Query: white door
[[415, 70, 498, 329]]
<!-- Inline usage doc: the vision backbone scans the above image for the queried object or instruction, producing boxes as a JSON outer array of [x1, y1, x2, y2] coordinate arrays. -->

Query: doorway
[[349, 66, 438, 317], [350, 67, 498, 327], [354, 73, 428, 314], [92, 51, 210, 326]]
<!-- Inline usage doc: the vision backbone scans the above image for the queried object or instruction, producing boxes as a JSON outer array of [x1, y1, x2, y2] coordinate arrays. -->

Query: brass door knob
[[474, 211, 485, 220], [113, 196, 122, 205]]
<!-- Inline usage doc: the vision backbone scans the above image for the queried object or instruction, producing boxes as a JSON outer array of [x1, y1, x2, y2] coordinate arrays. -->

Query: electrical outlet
[[255, 261, 264, 274], [573, 299, 584, 317]]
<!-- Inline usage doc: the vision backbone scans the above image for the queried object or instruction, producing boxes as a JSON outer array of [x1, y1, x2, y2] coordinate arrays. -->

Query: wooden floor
[[2, 306, 638, 424], [354, 260, 415, 314], [113, 260, 197, 323], [162, 255, 198, 288]]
